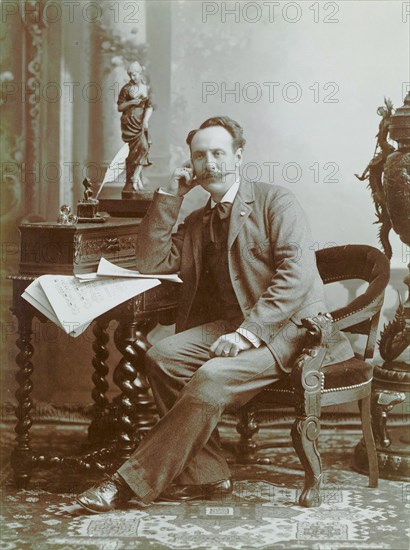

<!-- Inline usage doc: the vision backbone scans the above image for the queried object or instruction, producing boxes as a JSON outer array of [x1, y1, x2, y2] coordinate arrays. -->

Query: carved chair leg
[[291, 415, 322, 507], [234, 406, 274, 465], [359, 395, 379, 488], [235, 406, 258, 461]]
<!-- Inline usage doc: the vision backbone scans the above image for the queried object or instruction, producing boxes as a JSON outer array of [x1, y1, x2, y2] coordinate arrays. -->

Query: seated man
[[76, 116, 354, 513]]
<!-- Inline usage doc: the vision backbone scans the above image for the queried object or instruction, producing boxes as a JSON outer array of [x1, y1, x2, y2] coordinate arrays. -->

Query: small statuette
[[118, 61, 153, 198], [77, 178, 106, 223], [58, 205, 78, 225]]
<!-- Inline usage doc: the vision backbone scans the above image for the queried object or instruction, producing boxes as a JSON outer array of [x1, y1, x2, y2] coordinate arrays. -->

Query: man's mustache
[[196, 169, 236, 182]]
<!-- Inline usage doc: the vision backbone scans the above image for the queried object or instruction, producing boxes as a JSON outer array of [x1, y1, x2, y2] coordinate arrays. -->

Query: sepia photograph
[[0, 1, 409, 548]]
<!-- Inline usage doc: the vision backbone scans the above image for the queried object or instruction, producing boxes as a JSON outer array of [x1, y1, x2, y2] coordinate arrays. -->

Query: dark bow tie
[[203, 201, 233, 220], [213, 201, 233, 220], [203, 202, 233, 242]]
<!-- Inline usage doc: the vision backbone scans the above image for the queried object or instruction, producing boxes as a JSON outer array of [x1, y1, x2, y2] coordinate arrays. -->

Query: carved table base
[[9, 277, 178, 487]]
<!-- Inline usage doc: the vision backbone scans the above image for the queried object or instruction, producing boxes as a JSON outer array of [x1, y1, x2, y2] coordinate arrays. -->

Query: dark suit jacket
[[134, 180, 354, 373]]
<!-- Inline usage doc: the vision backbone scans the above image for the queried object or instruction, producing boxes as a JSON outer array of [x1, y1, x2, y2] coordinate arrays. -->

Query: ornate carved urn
[[385, 91, 410, 248], [354, 92, 410, 481], [378, 92, 410, 362]]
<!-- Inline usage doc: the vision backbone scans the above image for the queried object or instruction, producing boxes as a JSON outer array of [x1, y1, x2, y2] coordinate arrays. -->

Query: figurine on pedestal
[[354, 92, 410, 481], [77, 178, 105, 223], [117, 61, 154, 199]]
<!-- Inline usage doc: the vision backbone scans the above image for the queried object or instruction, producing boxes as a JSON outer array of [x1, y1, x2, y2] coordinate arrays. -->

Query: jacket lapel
[[227, 179, 255, 249]]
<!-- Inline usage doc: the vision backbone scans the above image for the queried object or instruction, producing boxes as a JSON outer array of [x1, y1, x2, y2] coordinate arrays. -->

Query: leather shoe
[[158, 478, 233, 502], [76, 473, 135, 514]]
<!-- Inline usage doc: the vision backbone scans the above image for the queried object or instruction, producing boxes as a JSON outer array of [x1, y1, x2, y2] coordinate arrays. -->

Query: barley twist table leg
[[88, 317, 111, 444], [11, 311, 35, 488], [113, 310, 157, 461]]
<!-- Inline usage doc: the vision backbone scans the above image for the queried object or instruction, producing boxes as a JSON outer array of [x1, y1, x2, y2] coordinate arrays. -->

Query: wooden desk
[[9, 218, 179, 487]]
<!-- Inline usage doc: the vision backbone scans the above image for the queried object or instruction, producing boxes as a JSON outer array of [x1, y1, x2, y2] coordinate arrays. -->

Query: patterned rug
[[1, 421, 409, 550]]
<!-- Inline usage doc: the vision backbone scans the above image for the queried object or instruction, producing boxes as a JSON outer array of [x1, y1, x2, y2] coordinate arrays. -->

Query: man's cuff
[[236, 328, 262, 348]]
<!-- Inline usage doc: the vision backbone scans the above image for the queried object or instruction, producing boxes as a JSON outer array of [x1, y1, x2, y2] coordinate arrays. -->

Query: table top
[[19, 217, 141, 231]]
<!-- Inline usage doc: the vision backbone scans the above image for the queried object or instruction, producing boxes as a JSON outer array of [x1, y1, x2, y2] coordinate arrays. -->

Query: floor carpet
[[1, 421, 409, 550]]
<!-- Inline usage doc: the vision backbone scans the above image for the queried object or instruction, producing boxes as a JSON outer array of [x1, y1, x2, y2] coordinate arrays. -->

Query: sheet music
[[94, 257, 183, 282], [22, 280, 92, 336], [22, 275, 161, 337]]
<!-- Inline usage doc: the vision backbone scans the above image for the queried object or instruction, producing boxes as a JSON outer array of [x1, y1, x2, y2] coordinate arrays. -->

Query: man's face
[[190, 126, 242, 194]]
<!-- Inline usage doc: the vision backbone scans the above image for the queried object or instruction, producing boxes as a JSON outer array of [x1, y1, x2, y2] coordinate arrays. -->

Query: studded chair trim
[[321, 379, 371, 393], [262, 378, 372, 395]]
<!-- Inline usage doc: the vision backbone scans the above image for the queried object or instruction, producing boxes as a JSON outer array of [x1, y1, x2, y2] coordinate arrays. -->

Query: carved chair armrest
[[290, 313, 333, 418]]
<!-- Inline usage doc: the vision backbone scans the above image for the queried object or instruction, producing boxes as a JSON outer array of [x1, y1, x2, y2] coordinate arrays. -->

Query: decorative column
[[1, 2, 44, 411], [20, 0, 48, 217]]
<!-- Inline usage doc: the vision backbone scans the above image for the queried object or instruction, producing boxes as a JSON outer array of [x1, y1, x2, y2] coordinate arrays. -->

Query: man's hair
[[186, 116, 246, 151]]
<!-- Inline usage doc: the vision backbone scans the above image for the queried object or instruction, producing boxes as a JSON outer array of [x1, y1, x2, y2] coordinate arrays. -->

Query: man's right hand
[[165, 161, 197, 196]]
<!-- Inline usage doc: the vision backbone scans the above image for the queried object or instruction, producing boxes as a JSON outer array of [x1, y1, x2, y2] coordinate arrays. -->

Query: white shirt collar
[[210, 178, 240, 208]]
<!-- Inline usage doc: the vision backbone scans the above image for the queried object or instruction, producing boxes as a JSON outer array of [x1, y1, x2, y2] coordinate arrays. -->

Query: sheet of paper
[[22, 289, 60, 325], [22, 275, 161, 337], [74, 273, 101, 281], [38, 275, 161, 330], [22, 284, 92, 337], [96, 257, 182, 283], [23, 278, 57, 317]]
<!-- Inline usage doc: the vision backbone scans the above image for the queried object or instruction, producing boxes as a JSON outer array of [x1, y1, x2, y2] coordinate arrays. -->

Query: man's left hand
[[209, 332, 252, 358]]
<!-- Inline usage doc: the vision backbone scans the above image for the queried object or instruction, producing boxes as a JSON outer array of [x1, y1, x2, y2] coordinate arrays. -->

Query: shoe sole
[[157, 489, 233, 503], [75, 497, 105, 514], [75, 496, 123, 514]]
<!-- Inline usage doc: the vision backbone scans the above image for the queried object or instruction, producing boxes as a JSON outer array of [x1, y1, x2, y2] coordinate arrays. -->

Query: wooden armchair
[[235, 245, 390, 507]]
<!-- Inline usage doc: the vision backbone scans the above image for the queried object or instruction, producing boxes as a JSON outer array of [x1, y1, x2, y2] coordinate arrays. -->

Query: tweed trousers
[[117, 319, 283, 504]]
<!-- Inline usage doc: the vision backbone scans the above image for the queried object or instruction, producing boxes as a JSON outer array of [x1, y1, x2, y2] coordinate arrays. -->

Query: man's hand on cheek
[[209, 332, 252, 358]]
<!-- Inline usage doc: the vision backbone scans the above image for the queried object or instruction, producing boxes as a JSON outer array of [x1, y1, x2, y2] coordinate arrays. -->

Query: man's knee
[[187, 360, 231, 407], [145, 340, 169, 373], [144, 337, 184, 379]]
